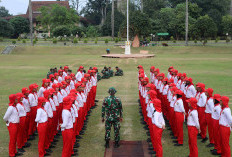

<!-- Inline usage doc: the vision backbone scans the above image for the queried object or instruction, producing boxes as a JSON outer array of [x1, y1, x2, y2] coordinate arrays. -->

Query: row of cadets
[[75, 66, 85, 82]]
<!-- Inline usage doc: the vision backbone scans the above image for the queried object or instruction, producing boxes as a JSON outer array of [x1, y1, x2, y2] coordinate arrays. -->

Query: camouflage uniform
[[109, 69, 114, 77], [102, 91, 123, 143], [97, 72, 102, 81], [102, 70, 110, 79], [115, 69, 123, 76]]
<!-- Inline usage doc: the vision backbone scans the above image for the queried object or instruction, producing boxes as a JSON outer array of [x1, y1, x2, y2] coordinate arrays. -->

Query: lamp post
[[29, 0, 33, 46], [125, 0, 131, 54], [185, 0, 188, 46]]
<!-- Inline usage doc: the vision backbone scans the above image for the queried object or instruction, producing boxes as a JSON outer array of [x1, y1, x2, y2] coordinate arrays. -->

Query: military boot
[[114, 141, 120, 148], [105, 140, 110, 148]]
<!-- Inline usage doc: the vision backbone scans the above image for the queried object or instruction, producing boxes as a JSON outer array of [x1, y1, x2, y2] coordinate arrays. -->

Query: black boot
[[114, 141, 120, 148], [105, 140, 110, 148]]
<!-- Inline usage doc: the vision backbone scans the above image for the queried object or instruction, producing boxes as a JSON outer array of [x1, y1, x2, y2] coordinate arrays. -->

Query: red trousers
[[17, 116, 26, 149], [8, 123, 18, 157], [62, 129, 74, 157], [45, 118, 52, 149], [38, 122, 48, 157], [206, 113, 214, 144], [197, 107, 207, 139], [219, 125, 231, 157], [184, 97, 189, 118], [148, 118, 154, 145], [53, 111, 58, 137], [24, 112, 30, 143], [188, 126, 198, 157], [169, 107, 175, 133], [175, 112, 184, 144], [153, 125, 163, 157], [28, 106, 37, 136], [212, 119, 221, 153]]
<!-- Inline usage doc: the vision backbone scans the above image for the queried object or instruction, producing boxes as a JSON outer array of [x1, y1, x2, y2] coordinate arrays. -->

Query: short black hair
[[176, 94, 182, 99], [116, 66, 118, 68]]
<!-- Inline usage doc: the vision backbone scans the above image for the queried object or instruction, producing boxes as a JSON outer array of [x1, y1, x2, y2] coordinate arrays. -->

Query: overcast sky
[[0, 0, 87, 15]]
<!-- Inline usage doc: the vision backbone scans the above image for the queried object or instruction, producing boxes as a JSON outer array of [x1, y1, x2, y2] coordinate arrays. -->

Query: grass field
[[0, 45, 232, 157]]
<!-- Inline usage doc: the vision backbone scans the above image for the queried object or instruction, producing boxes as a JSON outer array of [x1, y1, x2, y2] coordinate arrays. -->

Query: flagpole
[[125, 0, 131, 54]]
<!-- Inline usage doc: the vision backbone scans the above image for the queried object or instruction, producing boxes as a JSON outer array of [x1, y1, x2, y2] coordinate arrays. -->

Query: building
[[4, 1, 70, 38]]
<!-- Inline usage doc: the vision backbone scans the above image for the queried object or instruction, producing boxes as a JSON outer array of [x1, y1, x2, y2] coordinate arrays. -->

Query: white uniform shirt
[[71, 107, 76, 123], [3, 106, 19, 125], [75, 71, 84, 82], [61, 89, 68, 98], [44, 102, 53, 118], [167, 72, 172, 79], [58, 76, 63, 83], [187, 110, 200, 129], [185, 85, 196, 98], [162, 85, 169, 95], [147, 101, 155, 118], [197, 92, 207, 107], [174, 76, 178, 84], [76, 93, 83, 107], [63, 71, 68, 80], [49, 98, 56, 111], [205, 98, 214, 114], [70, 80, 75, 90], [16, 103, 26, 117], [219, 108, 232, 128], [180, 82, 185, 92], [22, 98, 30, 112], [38, 87, 46, 97], [152, 111, 165, 128], [28, 93, 38, 107], [54, 79, 58, 84], [176, 80, 181, 89], [57, 92, 63, 103], [170, 96, 177, 108], [35, 108, 48, 123], [212, 104, 222, 120], [53, 95, 59, 107], [174, 99, 185, 113], [61, 109, 73, 131]]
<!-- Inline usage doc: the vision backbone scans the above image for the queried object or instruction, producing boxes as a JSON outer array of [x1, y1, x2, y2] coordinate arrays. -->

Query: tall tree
[[0, 18, 14, 37], [230, 0, 232, 16], [111, 0, 115, 38], [0, 6, 11, 17], [38, 4, 79, 31], [9, 17, 30, 38]]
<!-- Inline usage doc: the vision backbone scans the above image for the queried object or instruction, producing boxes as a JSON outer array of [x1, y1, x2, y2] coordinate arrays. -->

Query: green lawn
[[0, 45, 231, 157]]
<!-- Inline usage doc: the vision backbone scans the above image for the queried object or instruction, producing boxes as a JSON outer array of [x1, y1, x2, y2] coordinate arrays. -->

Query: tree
[[9, 17, 29, 38], [38, 4, 79, 31], [143, 0, 169, 18], [222, 15, 232, 35], [0, 6, 11, 17], [86, 26, 99, 37], [53, 26, 71, 37], [120, 10, 151, 38], [0, 18, 14, 37], [191, 15, 217, 39], [81, 0, 110, 25], [102, 9, 125, 36]]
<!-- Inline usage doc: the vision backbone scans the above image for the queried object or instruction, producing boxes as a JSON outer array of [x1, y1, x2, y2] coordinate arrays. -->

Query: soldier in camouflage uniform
[[109, 67, 114, 77], [101, 67, 110, 79], [115, 67, 123, 76], [102, 87, 123, 148]]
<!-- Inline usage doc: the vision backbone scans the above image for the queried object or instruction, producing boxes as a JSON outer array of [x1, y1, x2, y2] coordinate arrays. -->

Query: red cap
[[163, 77, 168, 82], [214, 94, 221, 102], [150, 66, 155, 70], [38, 97, 46, 108], [61, 81, 67, 85], [65, 76, 71, 80], [169, 83, 176, 87], [205, 88, 213, 97], [93, 67, 98, 70], [22, 87, 29, 94], [196, 83, 205, 91], [137, 65, 143, 68], [54, 73, 58, 77], [9, 94, 17, 106], [154, 68, 160, 73], [182, 73, 187, 78], [81, 78, 87, 82], [49, 74, 54, 80], [174, 69, 178, 74], [64, 66, 69, 70], [146, 83, 152, 88], [143, 77, 149, 83], [169, 66, 173, 69], [221, 96, 229, 108], [152, 99, 162, 112], [177, 73, 182, 77], [175, 90, 183, 95], [57, 83, 62, 88], [52, 83, 58, 90], [171, 86, 178, 92], [139, 73, 144, 78], [186, 98, 198, 109], [16, 93, 24, 101], [70, 73, 75, 77], [187, 77, 193, 84], [168, 78, 174, 83], [84, 74, 90, 78], [75, 83, 82, 89], [147, 90, 157, 100], [70, 89, 78, 94]]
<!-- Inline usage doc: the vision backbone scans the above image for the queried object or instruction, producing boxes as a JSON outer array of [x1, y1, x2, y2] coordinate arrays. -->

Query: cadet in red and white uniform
[[21, 87, 31, 147], [49, 74, 55, 87], [205, 88, 215, 147], [61, 81, 68, 98], [65, 76, 71, 94], [28, 83, 39, 139], [58, 70, 63, 83], [70, 73, 76, 90], [54, 73, 59, 84], [162, 78, 169, 118], [43, 90, 54, 152], [186, 98, 200, 157], [169, 87, 178, 137], [63, 66, 69, 80], [180, 73, 187, 92], [152, 99, 165, 157], [38, 79, 49, 97], [76, 66, 84, 82], [219, 96, 232, 157], [16, 93, 27, 153], [150, 66, 155, 84], [173, 90, 185, 146], [196, 83, 208, 142], [167, 66, 173, 80], [61, 96, 74, 157], [176, 73, 182, 89], [184, 78, 196, 114], [91, 69, 98, 106], [35, 97, 49, 157], [173, 69, 178, 84], [211, 94, 222, 155], [3, 94, 20, 157]]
